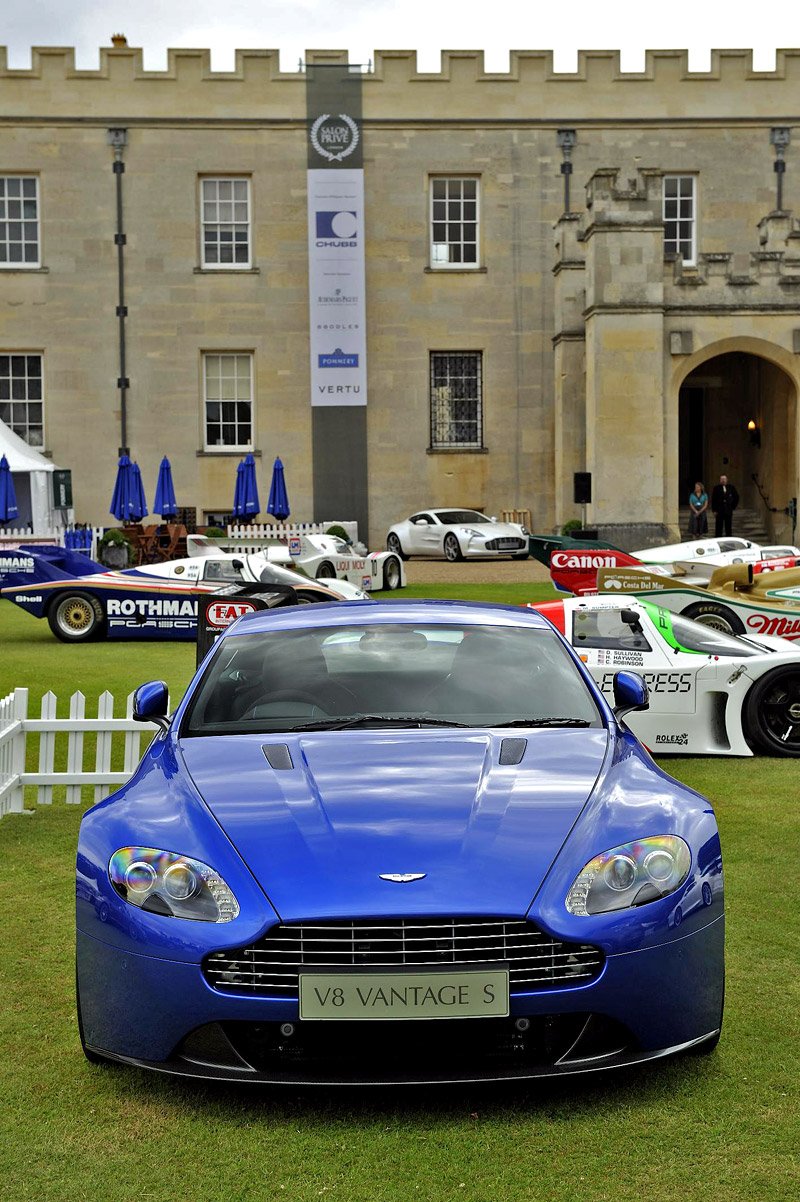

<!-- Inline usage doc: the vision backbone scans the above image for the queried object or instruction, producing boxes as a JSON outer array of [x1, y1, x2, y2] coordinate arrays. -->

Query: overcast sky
[[3, 0, 800, 73]]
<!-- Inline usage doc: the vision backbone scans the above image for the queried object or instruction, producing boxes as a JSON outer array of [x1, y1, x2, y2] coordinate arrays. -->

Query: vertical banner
[[307, 168, 366, 406], [307, 64, 369, 538]]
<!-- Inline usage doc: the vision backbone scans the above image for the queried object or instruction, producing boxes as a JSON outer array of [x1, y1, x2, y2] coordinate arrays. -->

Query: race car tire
[[443, 534, 464, 562], [681, 600, 745, 636], [48, 591, 105, 643], [295, 590, 334, 605], [315, 561, 336, 579], [386, 533, 408, 561], [743, 665, 800, 757], [382, 556, 402, 590]]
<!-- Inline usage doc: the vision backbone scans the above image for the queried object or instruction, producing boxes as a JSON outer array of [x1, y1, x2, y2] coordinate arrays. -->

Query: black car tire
[[47, 591, 105, 643], [386, 533, 408, 561], [443, 534, 464, 562], [315, 561, 336, 579], [512, 551, 530, 560], [295, 590, 333, 605], [382, 556, 402, 590], [743, 666, 800, 757], [682, 600, 745, 635]]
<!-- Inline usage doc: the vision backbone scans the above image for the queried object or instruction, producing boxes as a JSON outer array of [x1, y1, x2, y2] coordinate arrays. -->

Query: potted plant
[[97, 528, 134, 568]]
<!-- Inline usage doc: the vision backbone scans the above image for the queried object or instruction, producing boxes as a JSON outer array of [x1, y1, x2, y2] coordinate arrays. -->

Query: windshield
[[437, 510, 491, 526], [644, 603, 761, 657], [182, 621, 603, 735]]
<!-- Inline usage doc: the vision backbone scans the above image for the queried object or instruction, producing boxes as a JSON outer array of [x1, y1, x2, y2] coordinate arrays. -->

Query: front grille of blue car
[[203, 918, 604, 996]]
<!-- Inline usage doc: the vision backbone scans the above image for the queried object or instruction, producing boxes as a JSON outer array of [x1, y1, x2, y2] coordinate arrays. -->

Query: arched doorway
[[678, 348, 797, 541]]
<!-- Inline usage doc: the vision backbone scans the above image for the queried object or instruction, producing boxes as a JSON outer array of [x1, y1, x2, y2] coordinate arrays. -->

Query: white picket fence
[[0, 525, 102, 557], [228, 520, 359, 545], [0, 688, 162, 818]]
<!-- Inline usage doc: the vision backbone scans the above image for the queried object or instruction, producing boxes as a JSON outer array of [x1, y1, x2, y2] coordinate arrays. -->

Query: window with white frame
[[663, 175, 697, 265], [430, 352, 483, 448], [0, 354, 44, 446], [430, 177, 479, 268], [0, 176, 40, 267], [203, 353, 253, 449], [200, 178, 251, 268]]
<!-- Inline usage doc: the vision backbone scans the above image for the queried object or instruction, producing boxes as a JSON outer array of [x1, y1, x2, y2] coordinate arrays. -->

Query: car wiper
[[491, 718, 594, 728], [286, 715, 473, 731]]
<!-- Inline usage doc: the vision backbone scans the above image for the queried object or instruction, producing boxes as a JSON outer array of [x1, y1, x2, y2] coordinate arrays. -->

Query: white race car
[[143, 549, 371, 601], [532, 593, 800, 757], [387, 509, 529, 561], [633, 536, 800, 584], [287, 532, 406, 591]]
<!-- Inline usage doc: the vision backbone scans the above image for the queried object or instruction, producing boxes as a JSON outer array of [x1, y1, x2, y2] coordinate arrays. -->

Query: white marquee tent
[[0, 417, 65, 533]]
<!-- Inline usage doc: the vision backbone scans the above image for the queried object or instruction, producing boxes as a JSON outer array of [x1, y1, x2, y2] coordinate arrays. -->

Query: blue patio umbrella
[[109, 454, 136, 522], [233, 453, 260, 518], [153, 456, 178, 519], [0, 454, 19, 523], [131, 462, 148, 522], [267, 456, 290, 522]]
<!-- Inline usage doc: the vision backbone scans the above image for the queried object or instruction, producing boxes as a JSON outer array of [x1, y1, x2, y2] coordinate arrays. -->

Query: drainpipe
[[107, 128, 129, 457], [770, 127, 790, 212]]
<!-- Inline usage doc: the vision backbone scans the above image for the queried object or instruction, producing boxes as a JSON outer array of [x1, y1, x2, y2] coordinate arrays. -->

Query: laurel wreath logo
[[310, 113, 360, 162]]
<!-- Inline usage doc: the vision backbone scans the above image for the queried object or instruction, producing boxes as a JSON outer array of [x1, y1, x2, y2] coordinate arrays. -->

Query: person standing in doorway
[[711, 474, 739, 537], [688, 481, 709, 537]]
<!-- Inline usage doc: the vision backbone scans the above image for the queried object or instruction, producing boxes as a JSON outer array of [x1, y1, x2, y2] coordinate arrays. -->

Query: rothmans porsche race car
[[533, 594, 800, 757], [0, 545, 368, 642], [76, 599, 723, 1083]]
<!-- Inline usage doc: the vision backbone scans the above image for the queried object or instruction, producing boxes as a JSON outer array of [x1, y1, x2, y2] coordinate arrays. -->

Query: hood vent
[[499, 738, 527, 765], [262, 744, 294, 771]]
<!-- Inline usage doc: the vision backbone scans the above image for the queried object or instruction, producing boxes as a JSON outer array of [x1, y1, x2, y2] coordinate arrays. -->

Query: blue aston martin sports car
[[76, 600, 724, 1084]]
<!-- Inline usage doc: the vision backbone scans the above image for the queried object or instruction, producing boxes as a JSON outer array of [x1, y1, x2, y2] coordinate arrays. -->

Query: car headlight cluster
[[109, 847, 240, 923], [565, 835, 690, 916]]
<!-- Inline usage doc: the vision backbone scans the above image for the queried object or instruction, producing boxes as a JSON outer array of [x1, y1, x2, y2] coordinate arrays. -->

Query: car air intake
[[204, 918, 604, 996]]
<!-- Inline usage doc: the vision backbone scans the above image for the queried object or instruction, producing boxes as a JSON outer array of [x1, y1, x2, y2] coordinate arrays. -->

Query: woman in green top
[[688, 481, 709, 537]]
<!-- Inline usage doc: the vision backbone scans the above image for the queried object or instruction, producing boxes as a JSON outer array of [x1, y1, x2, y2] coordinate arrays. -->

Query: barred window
[[0, 354, 44, 446], [663, 176, 696, 265], [203, 353, 253, 449], [0, 176, 40, 268], [200, 178, 251, 268], [430, 353, 483, 449], [430, 177, 479, 268]]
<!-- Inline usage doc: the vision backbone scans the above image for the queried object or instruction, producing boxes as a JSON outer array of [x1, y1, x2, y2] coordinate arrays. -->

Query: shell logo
[[206, 600, 258, 628]]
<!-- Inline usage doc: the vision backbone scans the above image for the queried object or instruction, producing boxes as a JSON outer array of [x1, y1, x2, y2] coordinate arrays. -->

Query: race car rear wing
[[549, 548, 667, 595], [0, 545, 104, 592]]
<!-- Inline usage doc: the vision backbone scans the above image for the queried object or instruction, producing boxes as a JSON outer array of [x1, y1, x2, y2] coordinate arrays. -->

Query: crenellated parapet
[[3, 44, 800, 121], [667, 211, 800, 304]]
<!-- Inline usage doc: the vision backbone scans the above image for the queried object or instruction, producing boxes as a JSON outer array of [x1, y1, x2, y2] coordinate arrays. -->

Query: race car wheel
[[386, 533, 408, 561], [48, 592, 105, 643], [295, 590, 333, 605], [383, 555, 402, 590], [315, 561, 336, 579], [682, 600, 745, 636], [743, 666, 800, 757], [443, 534, 464, 562]]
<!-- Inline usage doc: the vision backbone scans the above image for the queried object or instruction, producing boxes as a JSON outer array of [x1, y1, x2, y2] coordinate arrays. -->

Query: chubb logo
[[551, 552, 621, 570], [316, 211, 358, 243], [206, 601, 258, 629]]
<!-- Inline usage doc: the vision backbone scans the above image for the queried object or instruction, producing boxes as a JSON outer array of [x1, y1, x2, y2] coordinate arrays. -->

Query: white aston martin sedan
[[386, 509, 529, 561]]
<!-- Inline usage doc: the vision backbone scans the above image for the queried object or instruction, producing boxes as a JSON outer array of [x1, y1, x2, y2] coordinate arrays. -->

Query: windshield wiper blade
[[286, 715, 472, 731], [492, 718, 594, 728]]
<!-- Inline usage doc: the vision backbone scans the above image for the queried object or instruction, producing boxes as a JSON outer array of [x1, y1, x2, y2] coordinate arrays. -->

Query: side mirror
[[231, 558, 245, 572], [613, 671, 649, 720], [132, 680, 170, 732], [490, 515, 498, 523]]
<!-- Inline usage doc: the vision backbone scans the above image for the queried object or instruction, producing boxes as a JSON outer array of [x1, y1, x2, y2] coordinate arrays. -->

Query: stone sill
[[196, 448, 262, 457], [427, 446, 488, 455], [193, 266, 261, 274]]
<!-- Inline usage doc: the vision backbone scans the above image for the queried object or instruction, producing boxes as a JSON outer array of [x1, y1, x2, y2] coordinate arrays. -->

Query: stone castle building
[[1, 40, 800, 545]]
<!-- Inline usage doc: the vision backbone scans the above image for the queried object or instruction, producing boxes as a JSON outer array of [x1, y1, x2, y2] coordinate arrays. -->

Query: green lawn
[[0, 593, 798, 1202]]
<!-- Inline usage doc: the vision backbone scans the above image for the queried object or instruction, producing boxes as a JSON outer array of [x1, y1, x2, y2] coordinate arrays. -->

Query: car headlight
[[109, 847, 240, 923], [462, 528, 484, 539], [565, 835, 690, 916]]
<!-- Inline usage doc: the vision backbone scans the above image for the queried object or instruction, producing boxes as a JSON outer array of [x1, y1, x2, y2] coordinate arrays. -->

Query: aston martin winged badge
[[378, 873, 427, 883]]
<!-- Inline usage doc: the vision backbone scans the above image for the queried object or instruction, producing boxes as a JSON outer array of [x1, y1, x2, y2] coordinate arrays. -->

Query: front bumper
[[77, 915, 723, 1084]]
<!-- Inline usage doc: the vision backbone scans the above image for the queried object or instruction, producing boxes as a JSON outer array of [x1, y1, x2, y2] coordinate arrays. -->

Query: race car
[[0, 545, 369, 643], [387, 509, 529, 561], [191, 532, 406, 592], [631, 536, 800, 583], [532, 594, 800, 757]]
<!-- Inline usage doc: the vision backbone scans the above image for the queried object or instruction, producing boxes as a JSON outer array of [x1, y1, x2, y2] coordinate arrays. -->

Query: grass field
[[1, 593, 798, 1202]]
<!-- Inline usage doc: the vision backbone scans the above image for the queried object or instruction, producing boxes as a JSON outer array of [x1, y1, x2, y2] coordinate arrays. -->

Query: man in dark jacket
[[711, 474, 739, 537]]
